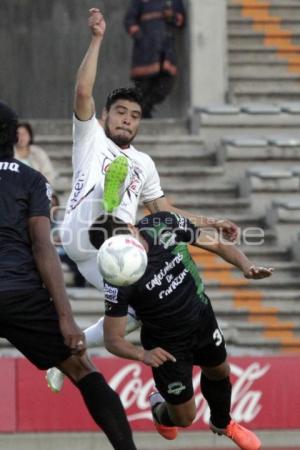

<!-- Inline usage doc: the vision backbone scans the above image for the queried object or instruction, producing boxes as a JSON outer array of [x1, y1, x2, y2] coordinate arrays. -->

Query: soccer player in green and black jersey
[[98, 212, 272, 450]]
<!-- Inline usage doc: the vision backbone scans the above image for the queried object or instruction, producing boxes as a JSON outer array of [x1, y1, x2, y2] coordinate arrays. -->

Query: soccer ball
[[97, 234, 148, 286]]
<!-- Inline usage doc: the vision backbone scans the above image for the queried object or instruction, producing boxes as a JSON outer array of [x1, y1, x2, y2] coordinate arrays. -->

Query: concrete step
[[162, 183, 238, 197], [206, 288, 300, 302], [229, 22, 300, 34], [54, 166, 226, 192], [239, 245, 291, 262], [36, 135, 207, 161], [228, 3, 300, 22], [171, 196, 251, 212], [28, 118, 189, 136], [223, 140, 300, 161], [198, 111, 300, 141], [67, 286, 300, 303], [229, 50, 300, 64], [229, 83, 300, 104], [230, 64, 300, 77], [228, 33, 300, 48], [230, 92, 300, 105]]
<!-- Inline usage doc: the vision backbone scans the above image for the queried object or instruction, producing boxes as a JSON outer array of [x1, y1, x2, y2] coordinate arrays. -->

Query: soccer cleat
[[46, 367, 65, 393], [149, 391, 178, 441], [209, 419, 261, 450], [103, 155, 129, 213]]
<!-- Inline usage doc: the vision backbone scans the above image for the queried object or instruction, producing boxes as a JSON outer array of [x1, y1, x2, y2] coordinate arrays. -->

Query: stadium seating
[[2, 0, 300, 357]]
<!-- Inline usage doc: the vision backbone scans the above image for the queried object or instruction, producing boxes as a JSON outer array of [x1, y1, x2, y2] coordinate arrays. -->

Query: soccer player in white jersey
[[47, 8, 239, 391]]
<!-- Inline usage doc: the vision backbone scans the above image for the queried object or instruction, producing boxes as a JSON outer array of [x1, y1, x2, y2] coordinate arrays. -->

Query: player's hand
[[213, 219, 240, 242], [143, 348, 176, 368], [163, 8, 174, 21], [244, 265, 274, 280], [88, 8, 106, 38], [59, 317, 86, 356]]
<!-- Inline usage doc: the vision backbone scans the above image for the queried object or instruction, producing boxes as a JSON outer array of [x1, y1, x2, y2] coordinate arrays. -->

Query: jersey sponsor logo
[[158, 268, 188, 299], [145, 254, 183, 291], [0, 161, 19, 172], [167, 381, 186, 396], [104, 283, 119, 303], [159, 230, 176, 249], [171, 212, 187, 231], [68, 172, 86, 211]]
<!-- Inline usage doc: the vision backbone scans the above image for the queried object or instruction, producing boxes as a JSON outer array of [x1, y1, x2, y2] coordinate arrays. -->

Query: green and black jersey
[[104, 211, 211, 341]]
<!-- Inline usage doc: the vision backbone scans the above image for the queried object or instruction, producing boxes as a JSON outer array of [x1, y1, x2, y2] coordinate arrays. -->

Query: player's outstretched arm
[[104, 316, 176, 367], [74, 8, 106, 121], [29, 216, 86, 354], [194, 230, 274, 280], [144, 195, 239, 242]]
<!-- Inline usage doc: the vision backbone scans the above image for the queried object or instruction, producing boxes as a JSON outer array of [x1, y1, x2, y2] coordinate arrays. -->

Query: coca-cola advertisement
[[0, 355, 299, 432]]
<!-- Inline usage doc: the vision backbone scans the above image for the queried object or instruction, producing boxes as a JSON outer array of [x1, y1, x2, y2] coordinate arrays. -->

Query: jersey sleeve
[[140, 155, 164, 203], [28, 173, 51, 218], [104, 282, 131, 317], [72, 114, 106, 171]]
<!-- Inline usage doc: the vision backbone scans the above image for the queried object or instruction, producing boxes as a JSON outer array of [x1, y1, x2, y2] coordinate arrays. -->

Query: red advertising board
[[14, 355, 300, 431], [0, 358, 16, 432]]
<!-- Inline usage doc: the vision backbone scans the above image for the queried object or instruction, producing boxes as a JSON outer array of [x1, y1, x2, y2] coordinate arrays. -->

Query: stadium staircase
[[2, 0, 300, 357], [228, 0, 300, 104], [1, 109, 300, 357]]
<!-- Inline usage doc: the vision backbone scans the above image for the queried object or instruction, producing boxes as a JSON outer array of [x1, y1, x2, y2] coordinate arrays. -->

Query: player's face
[[104, 100, 142, 148]]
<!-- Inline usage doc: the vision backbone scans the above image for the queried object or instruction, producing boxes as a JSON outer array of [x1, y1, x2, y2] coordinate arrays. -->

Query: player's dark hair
[[105, 87, 143, 112], [17, 122, 34, 145], [89, 214, 131, 249], [0, 101, 18, 158]]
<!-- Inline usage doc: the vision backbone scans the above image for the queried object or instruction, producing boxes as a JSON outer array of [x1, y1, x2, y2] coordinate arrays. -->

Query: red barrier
[[0, 358, 16, 432], [8, 355, 300, 431]]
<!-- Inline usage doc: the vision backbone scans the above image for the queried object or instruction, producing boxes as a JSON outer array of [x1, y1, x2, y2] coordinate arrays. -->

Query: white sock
[[84, 313, 141, 348]]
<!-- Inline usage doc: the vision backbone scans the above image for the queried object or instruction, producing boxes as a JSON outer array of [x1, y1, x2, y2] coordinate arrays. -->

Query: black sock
[[201, 373, 232, 429], [154, 402, 176, 427], [77, 372, 136, 450]]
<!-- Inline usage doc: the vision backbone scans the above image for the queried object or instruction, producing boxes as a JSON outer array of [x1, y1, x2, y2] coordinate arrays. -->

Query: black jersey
[[0, 157, 51, 292], [104, 212, 210, 341]]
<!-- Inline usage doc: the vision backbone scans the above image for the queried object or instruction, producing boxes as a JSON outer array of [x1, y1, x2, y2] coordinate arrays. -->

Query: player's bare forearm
[[74, 9, 106, 120], [145, 196, 239, 240], [32, 240, 74, 317], [104, 333, 145, 361], [74, 37, 102, 120], [29, 217, 73, 319], [104, 315, 144, 361], [195, 231, 273, 279], [145, 197, 210, 227]]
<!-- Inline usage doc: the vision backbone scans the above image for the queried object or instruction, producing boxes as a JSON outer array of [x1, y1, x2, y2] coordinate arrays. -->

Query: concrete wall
[[189, 0, 228, 108], [0, 0, 189, 118]]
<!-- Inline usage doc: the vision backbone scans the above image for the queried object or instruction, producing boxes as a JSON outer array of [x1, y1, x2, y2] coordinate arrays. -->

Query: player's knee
[[58, 354, 96, 383]]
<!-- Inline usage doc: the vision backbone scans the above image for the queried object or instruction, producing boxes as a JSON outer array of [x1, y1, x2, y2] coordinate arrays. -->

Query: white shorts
[[76, 255, 104, 291]]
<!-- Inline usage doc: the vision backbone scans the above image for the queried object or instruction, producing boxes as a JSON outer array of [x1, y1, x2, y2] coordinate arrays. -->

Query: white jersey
[[62, 115, 164, 263]]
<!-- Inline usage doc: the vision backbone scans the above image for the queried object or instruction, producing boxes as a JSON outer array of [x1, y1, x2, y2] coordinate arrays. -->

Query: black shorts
[[144, 303, 227, 405], [0, 288, 71, 369]]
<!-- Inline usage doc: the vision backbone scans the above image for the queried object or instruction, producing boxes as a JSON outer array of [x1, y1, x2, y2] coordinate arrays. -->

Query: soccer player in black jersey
[[96, 213, 273, 450], [0, 102, 137, 450]]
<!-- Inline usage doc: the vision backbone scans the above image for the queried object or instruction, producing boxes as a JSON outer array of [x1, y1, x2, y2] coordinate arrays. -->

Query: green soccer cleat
[[103, 155, 129, 213]]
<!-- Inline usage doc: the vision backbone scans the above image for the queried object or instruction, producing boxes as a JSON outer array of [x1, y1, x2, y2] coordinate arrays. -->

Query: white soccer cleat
[[46, 367, 65, 393]]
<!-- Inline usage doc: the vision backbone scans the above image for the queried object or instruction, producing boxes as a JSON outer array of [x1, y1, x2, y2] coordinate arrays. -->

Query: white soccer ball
[[97, 234, 148, 286]]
